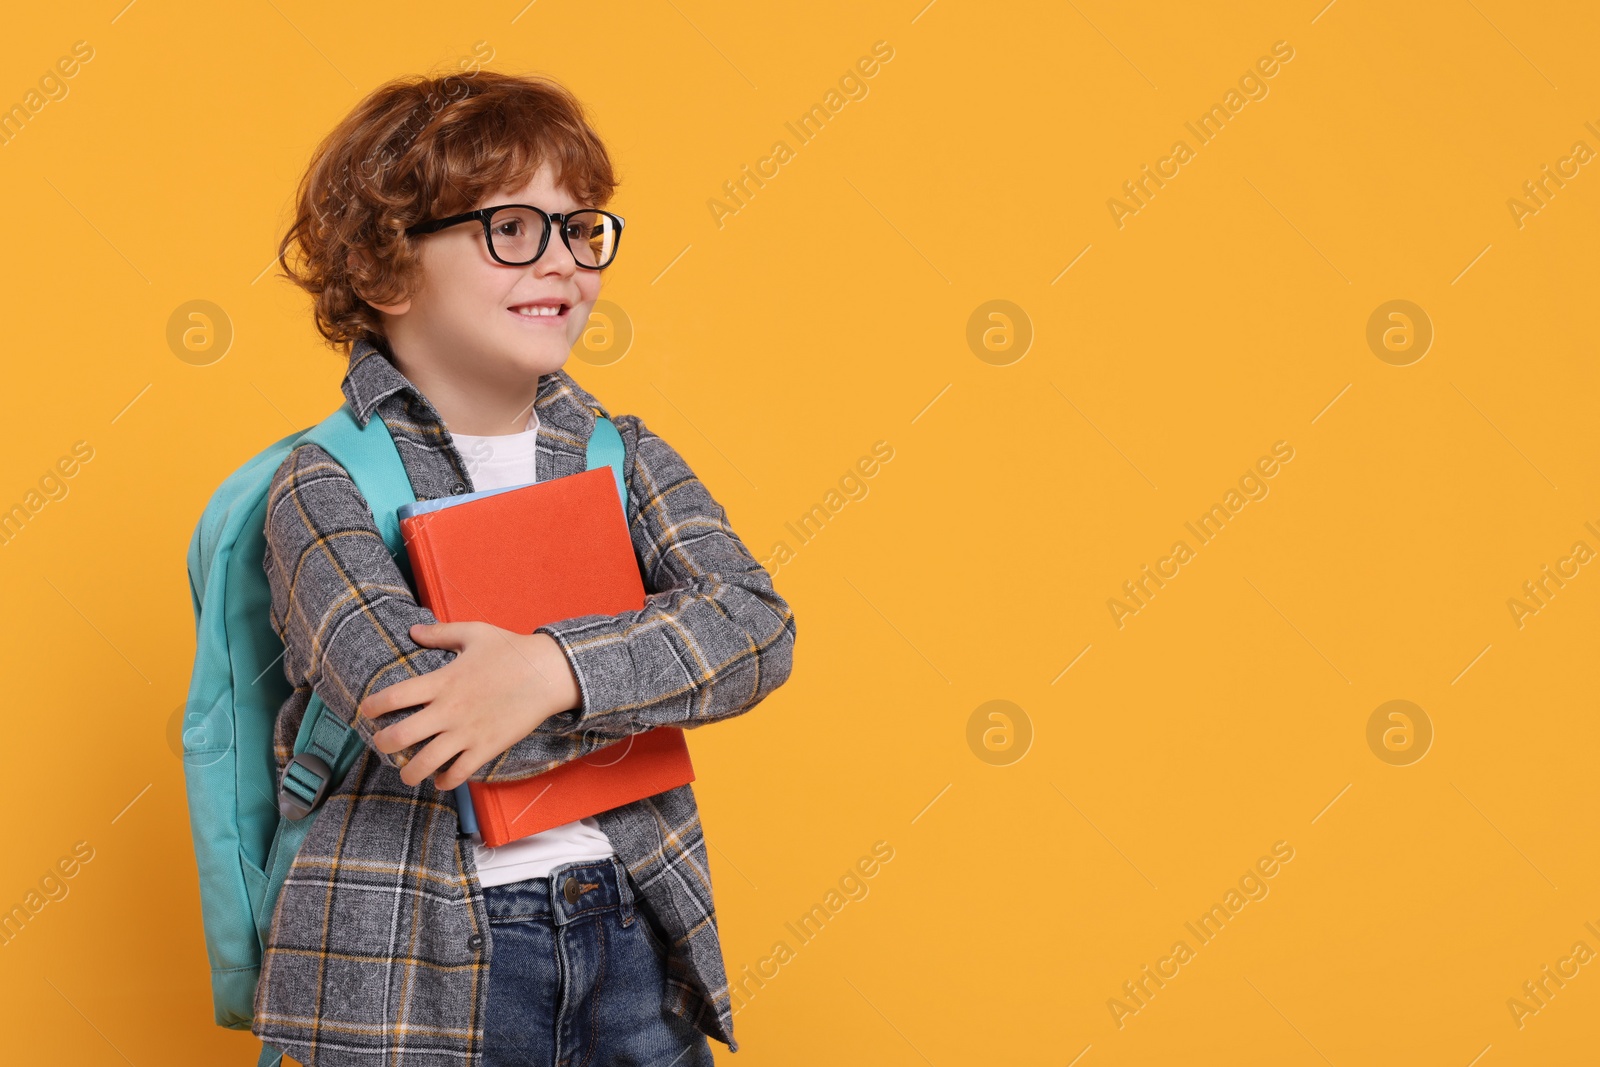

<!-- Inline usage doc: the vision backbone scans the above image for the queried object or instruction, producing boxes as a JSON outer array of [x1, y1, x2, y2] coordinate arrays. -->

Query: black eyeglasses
[[404, 204, 625, 269]]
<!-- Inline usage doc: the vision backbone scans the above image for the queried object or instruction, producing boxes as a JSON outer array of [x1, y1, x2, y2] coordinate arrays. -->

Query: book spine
[[402, 518, 428, 610], [404, 517, 445, 616], [468, 781, 506, 848], [406, 517, 507, 841]]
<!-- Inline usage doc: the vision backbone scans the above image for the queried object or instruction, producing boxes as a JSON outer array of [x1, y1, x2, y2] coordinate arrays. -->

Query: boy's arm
[[509, 412, 798, 751], [264, 415, 797, 785], [262, 442, 589, 778]]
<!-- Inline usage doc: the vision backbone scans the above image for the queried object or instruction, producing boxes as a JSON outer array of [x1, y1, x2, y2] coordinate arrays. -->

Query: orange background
[[0, 1, 1597, 1064]]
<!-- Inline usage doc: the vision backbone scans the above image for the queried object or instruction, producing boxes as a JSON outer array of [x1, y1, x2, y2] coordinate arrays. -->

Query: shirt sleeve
[[262, 442, 596, 781], [525, 412, 798, 744]]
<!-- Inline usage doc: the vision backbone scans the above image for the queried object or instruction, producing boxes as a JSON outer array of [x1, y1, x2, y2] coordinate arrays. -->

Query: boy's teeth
[[515, 305, 562, 316]]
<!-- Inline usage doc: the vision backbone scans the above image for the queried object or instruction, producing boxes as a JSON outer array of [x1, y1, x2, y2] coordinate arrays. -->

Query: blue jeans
[[482, 856, 717, 1066]]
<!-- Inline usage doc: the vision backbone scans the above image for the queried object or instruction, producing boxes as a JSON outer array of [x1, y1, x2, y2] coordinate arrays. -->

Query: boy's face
[[377, 161, 603, 394]]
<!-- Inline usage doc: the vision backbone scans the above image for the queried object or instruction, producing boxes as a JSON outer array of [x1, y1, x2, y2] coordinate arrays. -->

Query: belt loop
[[613, 856, 636, 926], [547, 865, 568, 926]]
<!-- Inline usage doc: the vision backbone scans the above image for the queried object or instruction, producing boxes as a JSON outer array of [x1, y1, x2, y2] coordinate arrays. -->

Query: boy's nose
[[532, 233, 579, 273]]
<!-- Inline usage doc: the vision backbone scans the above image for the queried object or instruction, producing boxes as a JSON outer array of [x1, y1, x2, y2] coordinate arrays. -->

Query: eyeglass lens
[[488, 208, 619, 267]]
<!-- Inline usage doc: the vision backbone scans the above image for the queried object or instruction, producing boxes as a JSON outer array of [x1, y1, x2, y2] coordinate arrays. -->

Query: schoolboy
[[258, 69, 796, 1066]]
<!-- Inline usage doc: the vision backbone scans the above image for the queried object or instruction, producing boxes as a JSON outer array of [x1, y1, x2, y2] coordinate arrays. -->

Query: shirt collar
[[341, 337, 606, 442], [341, 338, 414, 425]]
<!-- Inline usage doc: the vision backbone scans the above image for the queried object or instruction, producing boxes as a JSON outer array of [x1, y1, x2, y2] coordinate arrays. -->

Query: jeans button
[[562, 877, 579, 904], [466, 933, 483, 950]]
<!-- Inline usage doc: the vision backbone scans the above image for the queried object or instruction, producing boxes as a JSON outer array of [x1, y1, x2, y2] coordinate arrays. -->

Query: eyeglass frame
[[403, 203, 626, 269]]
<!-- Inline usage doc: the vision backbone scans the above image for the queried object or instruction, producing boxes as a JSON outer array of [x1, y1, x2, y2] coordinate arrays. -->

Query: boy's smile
[[368, 161, 605, 437]]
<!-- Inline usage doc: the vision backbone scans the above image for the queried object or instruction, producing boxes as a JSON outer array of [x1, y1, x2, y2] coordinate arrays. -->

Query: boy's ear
[[347, 250, 411, 316]]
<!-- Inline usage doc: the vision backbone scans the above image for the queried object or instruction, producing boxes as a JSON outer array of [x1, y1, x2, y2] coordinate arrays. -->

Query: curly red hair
[[276, 69, 618, 353]]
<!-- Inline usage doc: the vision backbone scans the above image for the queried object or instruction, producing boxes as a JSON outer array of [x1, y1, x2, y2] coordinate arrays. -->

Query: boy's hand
[[357, 621, 582, 790]]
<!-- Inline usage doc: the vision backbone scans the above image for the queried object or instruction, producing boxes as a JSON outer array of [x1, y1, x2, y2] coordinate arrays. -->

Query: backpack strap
[[585, 407, 627, 514], [271, 402, 417, 823], [300, 401, 421, 566]]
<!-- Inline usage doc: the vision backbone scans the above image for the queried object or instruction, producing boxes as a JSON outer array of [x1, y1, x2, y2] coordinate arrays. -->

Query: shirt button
[[466, 933, 484, 950], [562, 877, 580, 904], [451, 481, 467, 494]]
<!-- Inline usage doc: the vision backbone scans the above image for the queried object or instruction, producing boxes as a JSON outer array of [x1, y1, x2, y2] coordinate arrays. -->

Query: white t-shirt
[[446, 408, 615, 887]]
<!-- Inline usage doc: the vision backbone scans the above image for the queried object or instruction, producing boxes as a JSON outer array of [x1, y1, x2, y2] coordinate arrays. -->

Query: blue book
[[453, 783, 479, 836], [397, 480, 537, 521]]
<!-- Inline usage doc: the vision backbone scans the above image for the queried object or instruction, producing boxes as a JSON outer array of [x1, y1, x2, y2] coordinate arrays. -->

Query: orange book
[[398, 466, 694, 847]]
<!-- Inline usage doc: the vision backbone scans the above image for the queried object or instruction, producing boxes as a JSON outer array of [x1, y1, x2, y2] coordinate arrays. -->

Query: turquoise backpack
[[181, 399, 625, 1063]]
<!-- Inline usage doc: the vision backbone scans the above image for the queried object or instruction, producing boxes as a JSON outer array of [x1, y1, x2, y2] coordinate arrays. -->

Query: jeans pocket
[[634, 901, 671, 962]]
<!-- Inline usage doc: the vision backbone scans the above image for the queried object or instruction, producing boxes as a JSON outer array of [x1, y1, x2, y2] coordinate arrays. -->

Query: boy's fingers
[[409, 620, 478, 650], [400, 734, 463, 788], [436, 748, 488, 792], [372, 706, 444, 755], [359, 674, 437, 719]]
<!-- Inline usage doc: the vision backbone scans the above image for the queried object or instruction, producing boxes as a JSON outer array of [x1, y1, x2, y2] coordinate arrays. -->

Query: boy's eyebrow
[[483, 200, 583, 209]]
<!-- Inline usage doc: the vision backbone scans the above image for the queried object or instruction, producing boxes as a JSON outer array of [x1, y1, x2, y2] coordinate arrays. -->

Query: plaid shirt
[[255, 338, 796, 1065]]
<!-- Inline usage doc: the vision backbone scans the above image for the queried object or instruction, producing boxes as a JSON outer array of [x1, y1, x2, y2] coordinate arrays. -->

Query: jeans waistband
[[482, 855, 634, 927]]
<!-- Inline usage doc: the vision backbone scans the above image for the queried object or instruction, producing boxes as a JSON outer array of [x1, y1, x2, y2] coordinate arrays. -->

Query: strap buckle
[[278, 751, 333, 820]]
